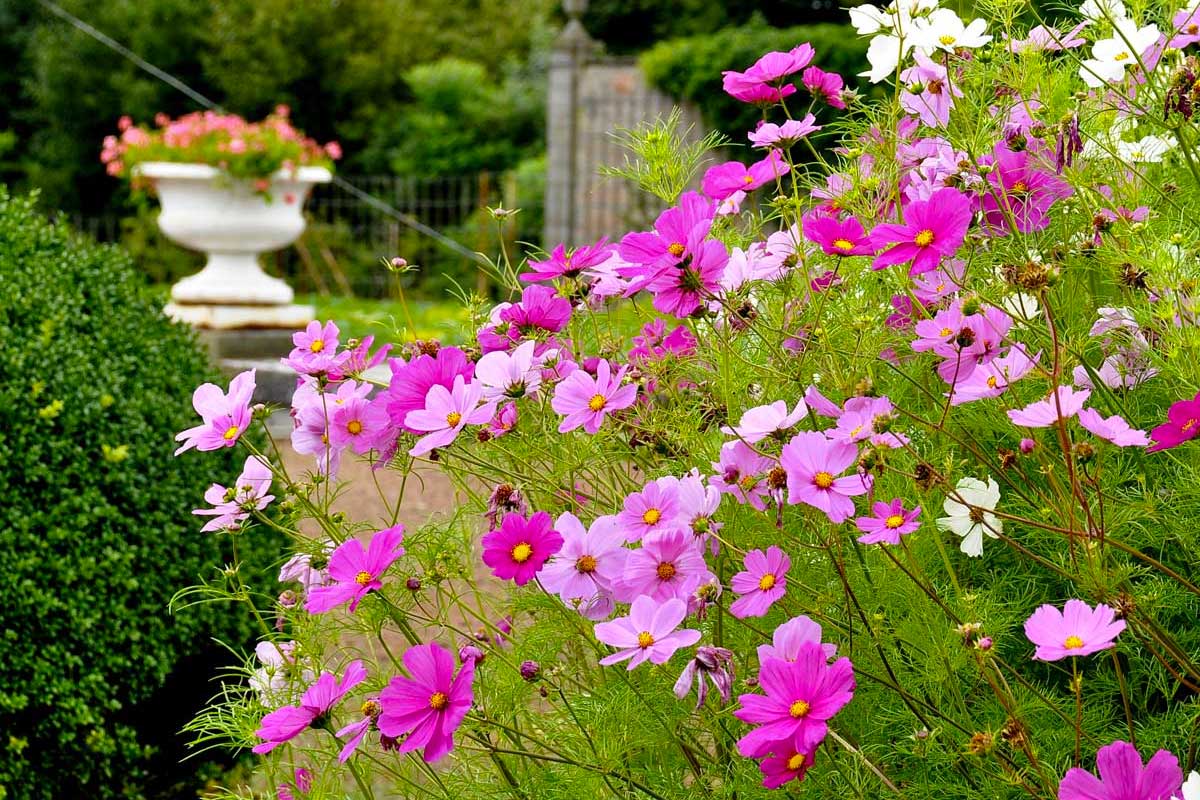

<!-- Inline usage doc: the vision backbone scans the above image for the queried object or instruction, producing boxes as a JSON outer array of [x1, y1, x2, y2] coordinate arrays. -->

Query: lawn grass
[[300, 292, 472, 344]]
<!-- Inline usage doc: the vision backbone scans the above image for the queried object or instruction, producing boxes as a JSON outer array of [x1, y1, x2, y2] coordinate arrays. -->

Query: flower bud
[[519, 660, 541, 681]]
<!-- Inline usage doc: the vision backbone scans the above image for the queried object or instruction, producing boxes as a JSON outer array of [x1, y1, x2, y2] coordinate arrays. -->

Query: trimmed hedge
[[641, 22, 872, 153], [0, 189, 280, 800]]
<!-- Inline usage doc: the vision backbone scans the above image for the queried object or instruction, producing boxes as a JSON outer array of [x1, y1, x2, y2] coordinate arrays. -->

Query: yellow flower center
[[1183, 419, 1197, 432], [1011, 180, 1029, 194], [656, 561, 677, 580], [668, 242, 686, 257], [428, 691, 449, 710], [223, 425, 240, 441], [986, 376, 999, 388], [743, 174, 755, 184], [355, 570, 373, 585], [939, 327, 953, 336], [642, 508, 662, 525], [1064, 635, 1085, 650], [758, 573, 777, 591], [939, 34, 956, 45], [832, 238, 855, 251], [813, 471, 835, 489], [347, 419, 363, 435], [575, 554, 597, 573], [885, 514, 906, 529], [588, 394, 607, 412], [511, 542, 533, 563], [787, 752, 807, 771], [637, 631, 655, 648], [309, 339, 325, 353], [789, 700, 811, 718], [1114, 51, 1130, 61], [914, 229, 935, 247], [446, 411, 462, 427]]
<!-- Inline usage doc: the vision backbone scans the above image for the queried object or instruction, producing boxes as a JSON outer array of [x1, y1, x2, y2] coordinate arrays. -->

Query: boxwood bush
[[0, 189, 281, 800]]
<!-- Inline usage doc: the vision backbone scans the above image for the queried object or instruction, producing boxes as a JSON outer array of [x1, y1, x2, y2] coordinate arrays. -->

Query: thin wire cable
[[37, 0, 489, 266]]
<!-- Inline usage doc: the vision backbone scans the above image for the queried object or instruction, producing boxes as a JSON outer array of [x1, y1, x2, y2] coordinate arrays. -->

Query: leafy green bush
[[0, 189, 281, 800], [641, 22, 871, 150]]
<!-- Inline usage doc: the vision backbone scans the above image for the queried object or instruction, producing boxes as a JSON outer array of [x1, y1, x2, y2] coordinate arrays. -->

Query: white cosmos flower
[[913, 8, 993, 52], [1174, 771, 1200, 800], [849, 0, 938, 35], [1116, 134, 1176, 162], [1079, 0, 1129, 23], [862, 34, 912, 83], [936, 476, 1002, 558], [1002, 292, 1041, 321], [1078, 19, 1161, 87]]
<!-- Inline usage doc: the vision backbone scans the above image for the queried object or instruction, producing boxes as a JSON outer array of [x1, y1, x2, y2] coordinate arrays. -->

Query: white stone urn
[[135, 162, 331, 306]]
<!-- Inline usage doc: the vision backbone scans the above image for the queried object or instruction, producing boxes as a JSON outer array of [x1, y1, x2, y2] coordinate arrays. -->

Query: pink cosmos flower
[[1024, 599, 1126, 661], [1078, 408, 1150, 447], [935, 305, 1014, 384], [722, 74, 797, 105], [912, 259, 966, 304], [617, 479, 685, 541], [722, 399, 808, 443], [949, 345, 1040, 406], [406, 375, 496, 457], [734, 641, 855, 757], [1147, 392, 1200, 452], [674, 473, 723, 552], [540, 512, 627, 619], [193, 455, 274, 532], [486, 402, 518, 438], [384, 347, 474, 434], [644, 224, 730, 317], [628, 319, 697, 362], [980, 142, 1072, 235], [489, 285, 574, 348], [174, 369, 256, 455], [801, 212, 873, 257], [480, 511, 563, 586], [550, 359, 637, 434], [305, 525, 406, 614], [804, 385, 843, 418], [1008, 23, 1087, 53], [730, 546, 790, 618], [519, 237, 613, 282], [1058, 741, 1182, 800], [334, 697, 380, 762], [1008, 385, 1090, 428], [253, 660, 367, 753], [617, 192, 714, 292], [829, 395, 908, 449], [748, 115, 821, 148], [802, 65, 846, 108], [855, 499, 921, 545], [757, 615, 837, 663], [617, 529, 712, 603], [282, 320, 349, 375], [870, 188, 972, 276], [702, 150, 790, 201], [594, 595, 701, 669], [780, 431, 873, 524], [474, 340, 542, 401], [1170, 7, 1200, 49], [279, 541, 334, 595], [378, 642, 475, 762], [760, 747, 816, 789], [900, 51, 961, 128], [722, 45, 814, 105], [710, 441, 774, 511]]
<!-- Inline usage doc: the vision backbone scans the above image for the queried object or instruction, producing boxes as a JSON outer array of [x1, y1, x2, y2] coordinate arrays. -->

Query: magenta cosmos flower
[[551, 359, 637, 434], [980, 142, 1072, 235], [780, 431, 873, 524], [730, 546, 790, 618], [870, 187, 972, 276], [702, 150, 790, 202], [618, 191, 714, 289], [306, 525, 406, 614], [1078, 408, 1150, 447], [801, 211, 873, 257], [480, 510, 563, 586], [760, 747, 815, 789], [643, 225, 730, 318], [734, 641, 856, 757], [1058, 741, 1182, 800], [802, 65, 845, 108], [722, 44, 815, 104], [406, 374, 496, 457], [253, 660, 367, 753], [174, 369, 256, 455], [1147, 391, 1200, 452], [594, 595, 701, 669], [1008, 385, 1090, 428], [519, 237, 613, 282], [617, 529, 712, 603], [378, 642, 475, 762], [855, 499, 921, 545], [1024, 599, 1126, 661]]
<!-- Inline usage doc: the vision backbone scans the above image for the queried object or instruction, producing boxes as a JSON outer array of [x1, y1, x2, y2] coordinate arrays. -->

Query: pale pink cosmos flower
[[282, 320, 349, 375], [1077, 408, 1151, 447], [780, 431, 873, 523], [1024, 599, 1126, 661], [406, 375, 496, 457], [550, 359, 637, 434], [616, 529, 713, 603], [829, 396, 908, 449], [175, 369, 256, 455], [730, 546, 790, 618], [709, 441, 774, 511], [473, 340, 542, 401], [540, 512, 627, 620], [594, 595, 701, 669], [748, 115, 821, 148], [193, 455, 274, 532], [1008, 385, 1091, 428], [674, 473, 724, 552], [757, 615, 837, 663], [949, 345, 1041, 406], [722, 399, 808, 443]]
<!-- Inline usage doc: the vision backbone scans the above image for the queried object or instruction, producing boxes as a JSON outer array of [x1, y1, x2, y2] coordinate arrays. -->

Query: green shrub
[[0, 188, 281, 800], [641, 22, 872, 153]]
